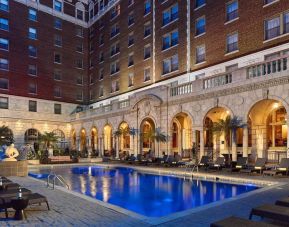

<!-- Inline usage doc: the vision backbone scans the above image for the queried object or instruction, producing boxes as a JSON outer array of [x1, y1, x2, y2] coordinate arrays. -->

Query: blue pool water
[[29, 166, 259, 217]]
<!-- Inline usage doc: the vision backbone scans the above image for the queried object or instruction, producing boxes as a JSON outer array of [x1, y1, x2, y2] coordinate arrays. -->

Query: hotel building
[[1, 0, 289, 161]]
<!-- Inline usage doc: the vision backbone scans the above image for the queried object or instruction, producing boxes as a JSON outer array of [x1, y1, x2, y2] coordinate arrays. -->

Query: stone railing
[[70, 57, 289, 121]]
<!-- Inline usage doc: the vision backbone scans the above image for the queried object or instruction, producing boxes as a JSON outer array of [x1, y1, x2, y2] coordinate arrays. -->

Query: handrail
[[47, 173, 70, 190]]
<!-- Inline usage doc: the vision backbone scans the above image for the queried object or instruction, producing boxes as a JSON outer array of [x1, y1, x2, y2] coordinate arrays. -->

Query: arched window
[[24, 128, 40, 144], [172, 122, 178, 148], [52, 129, 65, 142], [76, 2, 85, 21]]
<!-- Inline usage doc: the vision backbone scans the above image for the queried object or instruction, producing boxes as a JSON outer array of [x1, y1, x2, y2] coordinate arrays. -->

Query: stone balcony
[[70, 56, 289, 121]]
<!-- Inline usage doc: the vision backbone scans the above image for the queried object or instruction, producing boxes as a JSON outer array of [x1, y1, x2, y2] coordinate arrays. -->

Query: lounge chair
[[1, 193, 50, 218], [208, 157, 225, 171], [198, 156, 209, 168], [249, 204, 289, 223], [275, 197, 289, 207], [263, 158, 289, 176], [231, 157, 248, 172], [210, 216, 278, 227], [240, 158, 267, 174]]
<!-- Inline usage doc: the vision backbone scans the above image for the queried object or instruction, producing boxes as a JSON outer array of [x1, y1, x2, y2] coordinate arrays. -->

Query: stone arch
[[170, 112, 193, 157], [91, 126, 98, 152], [71, 129, 77, 149], [139, 117, 156, 156], [79, 128, 87, 152], [75, 2, 85, 20], [103, 123, 113, 156], [24, 128, 40, 151], [132, 94, 162, 110], [247, 98, 288, 161], [117, 121, 130, 153]]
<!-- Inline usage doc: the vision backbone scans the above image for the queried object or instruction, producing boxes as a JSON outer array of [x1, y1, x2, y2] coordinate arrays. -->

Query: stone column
[[116, 137, 119, 158], [243, 126, 248, 157], [200, 130, 205, 158], [232, 136, 237, 161], [287, 119, 289, 158]]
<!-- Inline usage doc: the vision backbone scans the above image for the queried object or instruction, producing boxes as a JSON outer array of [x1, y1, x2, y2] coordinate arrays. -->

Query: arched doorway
[[91, 127, 98, 151], [103, 124, 113, 156], [248, 99, 288, 162], [140, 118, 155, 156], [171, 113, 192, 157], [118, 122, 130, 151], [24, 128, 40, 151], [80, 129, 86, 152], [71, 129, 76, 149], [52, 129, 66, 149], [203, 107, 231, 160]]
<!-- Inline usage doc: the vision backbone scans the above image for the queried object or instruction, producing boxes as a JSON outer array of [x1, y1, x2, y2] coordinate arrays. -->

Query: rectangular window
[[128, 53, 134, 67], [54, 34, 62, 47], [54, 53, 61, 64], [110, 61, 120, 75], [162, 30, 178, 50], [196, 17, 206, 36], [0, 18, 8, 31], [265, 17, 280, 40], [28, 82, 37, 94], [0, 58, 8, 70], [54, 87, 62, 98], [76, 59, 83, 69], [99, 86, 104, 97], [196, 0, 206, 8], [128, 73, 134, 87], [144, 0, 151, 15], [54, 103, 61, 114], [128, 32, 134, 46], [128, 13, 134, 26], [162, 54, 178, 75], [76, 27, 83, 37], [28, 64, 37, 76], [28, 100, 37, 112], [76, 75, 83, 85], [28, 27, 37, 40], [110, 24, 120, 38], [98, 69, 103, 81], [0, 78, 8, 89], [144, 45, 151, 59], [162, 4, 178, 26], [0, 0, 8, 12], [110, 42, 120, 56], [28, 9, 37, 21], [99, 52, 104, 62], [76, 90, 83, 101], [264, 0, 276, 5], [111, 80, 119, 93], [76, 9, 84, 20], [54, 18, 62, 29], [28, 45, 37, 58], [54, 69, 62, 80], [144, 68, 151, 81], [0, 38, 8, 50], [76, 42, 83, 53], [99, 34, 104, 45], [227, 33, 238, 53], [284, 12, 289, 34], [226, 1, 238, 21], [54, 0, 62, 12], [111, 4, 120, 20], [144, 23, 151, 37], [196, 45, 206, 63], [0, 97, 8, 109]]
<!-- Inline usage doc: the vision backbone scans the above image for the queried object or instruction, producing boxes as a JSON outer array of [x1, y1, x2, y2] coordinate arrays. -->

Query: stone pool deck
[[1, 164, 289, 226]]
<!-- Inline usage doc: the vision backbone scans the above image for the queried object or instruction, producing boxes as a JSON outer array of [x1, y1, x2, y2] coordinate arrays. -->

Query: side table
[[11, 198, 29, 220]]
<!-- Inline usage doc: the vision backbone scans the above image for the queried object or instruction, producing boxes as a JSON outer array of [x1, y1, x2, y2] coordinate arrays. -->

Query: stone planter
[[0, 160, 28, 177], [28, 160, 40, 165]]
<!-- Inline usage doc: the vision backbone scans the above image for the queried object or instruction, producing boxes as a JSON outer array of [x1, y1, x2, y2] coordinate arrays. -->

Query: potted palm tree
[[210, 116, 246, 165], [37, 132, 59, 164]]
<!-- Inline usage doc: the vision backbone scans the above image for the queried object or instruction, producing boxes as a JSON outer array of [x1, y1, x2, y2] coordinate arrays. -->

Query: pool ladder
[[47, 173, 70, 190]]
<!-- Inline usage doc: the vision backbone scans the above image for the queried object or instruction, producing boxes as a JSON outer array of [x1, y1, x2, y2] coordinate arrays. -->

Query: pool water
[[29, 166, 259, 217]]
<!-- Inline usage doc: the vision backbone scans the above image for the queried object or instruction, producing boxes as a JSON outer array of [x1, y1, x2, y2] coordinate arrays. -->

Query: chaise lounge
[[208, 157, 225, 171], [210, 216, 278, 227], [249, 204, 289, 223], [231, 157, 248, 172], [263, 158, 289, 176], [240, 158, 267, 174]]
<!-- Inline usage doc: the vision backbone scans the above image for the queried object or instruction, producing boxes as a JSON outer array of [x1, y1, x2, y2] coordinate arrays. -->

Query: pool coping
[[28, 164, 286, 225]]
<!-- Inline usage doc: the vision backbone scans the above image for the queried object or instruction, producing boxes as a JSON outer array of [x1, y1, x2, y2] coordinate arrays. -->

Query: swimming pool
[[29, 166, 259, 217]]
